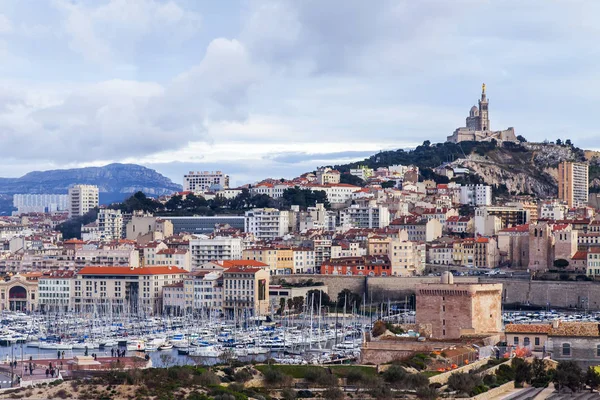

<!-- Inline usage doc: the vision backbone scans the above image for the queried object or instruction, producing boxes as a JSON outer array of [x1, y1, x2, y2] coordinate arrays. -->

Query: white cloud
[[0, 13, 12, 34]]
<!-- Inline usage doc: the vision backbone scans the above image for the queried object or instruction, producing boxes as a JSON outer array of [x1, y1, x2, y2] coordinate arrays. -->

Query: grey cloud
[[264, 150, 375, 164]]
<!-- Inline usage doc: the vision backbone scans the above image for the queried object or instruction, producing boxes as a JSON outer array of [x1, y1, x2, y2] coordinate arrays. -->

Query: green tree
[[337, 289, 362, 309], [517, 135, 527, 142], [381, 181, 396, 189], [340, 173, 365, 187], [531, 357, 551, 387], [586, 367, 600, 392], [278, 298, 286, 315], [512, 358, 532, 386], [566, 139, 573, 146], [306, 290, 332, 310], [447, 372, 483, 396], [56, 207, 99, 239], [556, 139, 563, 145], [382, 364, 406, 385], [554, 361, 583, 393]]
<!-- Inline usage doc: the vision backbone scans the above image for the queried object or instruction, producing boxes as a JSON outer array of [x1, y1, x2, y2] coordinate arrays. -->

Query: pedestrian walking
[[111, 348, 114, 357], [50, 369, 54, 378], [62, 350, 65, 360], [45, 368, 49, 378], [57, 350, 60, 359]]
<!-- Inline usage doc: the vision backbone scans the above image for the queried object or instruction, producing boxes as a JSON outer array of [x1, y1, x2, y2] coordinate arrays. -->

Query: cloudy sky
[[0, 1, 598, 186]]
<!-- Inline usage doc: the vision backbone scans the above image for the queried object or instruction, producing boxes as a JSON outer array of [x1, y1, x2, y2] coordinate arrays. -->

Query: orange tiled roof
[[219, 260, 269, 268], [78, 266, 187, 275], [572, 251, 588, 260], [550, 321, 600, 337], [505, 324, 551, 334]]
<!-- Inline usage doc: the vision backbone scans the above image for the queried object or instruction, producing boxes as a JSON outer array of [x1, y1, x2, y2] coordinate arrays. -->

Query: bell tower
[[478, 83, 490, 131]]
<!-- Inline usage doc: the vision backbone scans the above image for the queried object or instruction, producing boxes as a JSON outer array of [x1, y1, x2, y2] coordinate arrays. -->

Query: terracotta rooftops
[[505, 324, 551, 334], [550, 321, 600, 337], [78, 266, 187, 275]]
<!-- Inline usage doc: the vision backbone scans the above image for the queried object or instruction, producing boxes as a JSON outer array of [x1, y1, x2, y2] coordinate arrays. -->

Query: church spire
[[481, 83, 487, 101]]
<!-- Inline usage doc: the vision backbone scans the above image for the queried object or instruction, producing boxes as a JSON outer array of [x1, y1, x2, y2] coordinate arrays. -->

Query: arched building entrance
[[9, 286, 27, 311]]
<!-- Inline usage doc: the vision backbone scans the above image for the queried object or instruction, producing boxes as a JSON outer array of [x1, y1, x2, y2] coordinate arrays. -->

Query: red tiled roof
[[572, 251, 588, 260], [223, 267, 264, 274], [499, 224, 530, 233], [78, 266, 187, 275], [505, 324, 551, 334], [219, 260, 269, 268]]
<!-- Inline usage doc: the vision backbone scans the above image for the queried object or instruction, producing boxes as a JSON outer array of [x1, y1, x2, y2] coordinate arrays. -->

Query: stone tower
[[478, 83, 490, 131]]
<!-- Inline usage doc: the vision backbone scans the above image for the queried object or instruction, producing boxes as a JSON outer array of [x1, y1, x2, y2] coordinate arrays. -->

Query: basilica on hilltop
[[447, 84, 518, 143]]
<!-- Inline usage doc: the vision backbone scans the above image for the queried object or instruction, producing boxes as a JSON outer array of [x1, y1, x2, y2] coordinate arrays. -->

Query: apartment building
[[126, 212, 174, 242], [222, 267, 269, 318], [341, 203, 390, 229], [154, 248, 191, 271], [292, 248, 316, 274], [73, 266, 188, 315], [68, 185, 99, 218], [460, 184, 492, 206], [244, 208, 289, 241], [558, 161, 589, 208], [315, 167, 341, 184], [184, 171, 229, 192], [320, 255, 392, 276], [186, 270, 223, 316], [474, 206, 529, 236], [13, 194, 69, 215], [189, 235, 243, 268], [37, 270, 75, 312], [97, 209, 125, 240]]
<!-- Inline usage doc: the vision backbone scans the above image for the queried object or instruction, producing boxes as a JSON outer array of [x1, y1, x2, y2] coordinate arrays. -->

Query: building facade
[[222, 267, 269, 318], [184, 171, 229, 192], [13, 194, 69, 215], [190, 236, 243, 268], [244, 208, 290, 241], [558, 161, 589, 208], [68, 185, 99, 218]]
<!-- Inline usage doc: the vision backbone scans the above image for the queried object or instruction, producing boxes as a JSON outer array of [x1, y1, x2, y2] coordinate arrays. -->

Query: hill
[[334, 140, 591, 198], [0, 163, 182, 214]]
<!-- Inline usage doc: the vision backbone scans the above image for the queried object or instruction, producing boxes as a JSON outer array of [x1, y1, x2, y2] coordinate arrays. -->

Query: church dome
[[469, 105, 479, 117], [440, 271, 454, 285]]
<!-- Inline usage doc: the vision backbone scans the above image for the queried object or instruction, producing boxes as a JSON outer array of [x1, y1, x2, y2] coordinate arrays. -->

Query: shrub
[[54, 389, 70, 399], [447, 372, 483, 396], [297, 390, 313, 398], [322, 387, 344, 400], [198, 371, 221, 386], [281, 388, 297, 400], [372, 320, 387, 337], [262, 367, 292, 388], [416, 386, 438, 400], [382, 364, 406, 384], [233, 369, 253, 383]]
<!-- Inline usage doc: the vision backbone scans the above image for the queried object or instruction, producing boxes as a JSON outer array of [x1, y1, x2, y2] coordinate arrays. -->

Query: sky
[[1, 0, 599, 187]]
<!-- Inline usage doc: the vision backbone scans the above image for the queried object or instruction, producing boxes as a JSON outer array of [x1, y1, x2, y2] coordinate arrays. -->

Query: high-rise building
[[68, 185, 99, 218], [189, 235, 243, 268], [97, 209, 125, 240], [460, 184, 492, 206], [12, 194, 69, 215], [558, 161, 589, 208], [244, 208, 290, 241], [183, 171, 229, 192]]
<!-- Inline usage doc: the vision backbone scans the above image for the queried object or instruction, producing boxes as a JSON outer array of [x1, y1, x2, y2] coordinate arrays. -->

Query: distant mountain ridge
[[0, 163, 182, 202]]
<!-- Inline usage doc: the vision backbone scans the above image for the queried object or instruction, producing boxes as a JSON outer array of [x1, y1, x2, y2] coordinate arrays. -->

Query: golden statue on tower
[[482, 83, 486, 93]]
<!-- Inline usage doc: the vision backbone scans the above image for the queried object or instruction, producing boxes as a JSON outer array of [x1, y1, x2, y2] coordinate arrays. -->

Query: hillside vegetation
[[334, 140, 591, 199]]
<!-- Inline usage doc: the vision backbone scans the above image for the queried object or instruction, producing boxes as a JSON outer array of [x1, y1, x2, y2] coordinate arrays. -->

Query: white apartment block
[[184, 171, 229, 192], [13, 194, 69, 215], [292, 248, 316, 274], [38, 271, 75, 312], [308, 184, 362, 205], [73, 248, 140, 268], [73, 266, 188, 314], [539, 201, 567, 220], [460, 184, 492, 206], [68, 185, 99, 218], [190, 235, 243, 269], [245, 208, 290, 241], [187, 270, 223, 315], [341, 203, 390, 229], [98, 209, 124, 240]]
